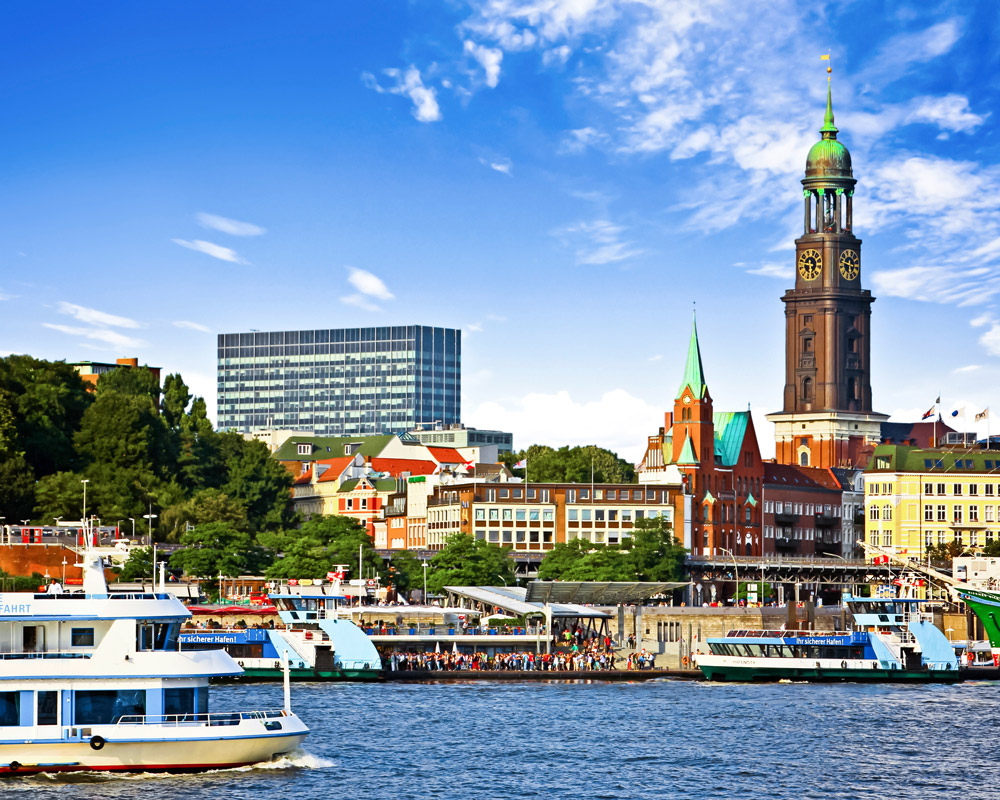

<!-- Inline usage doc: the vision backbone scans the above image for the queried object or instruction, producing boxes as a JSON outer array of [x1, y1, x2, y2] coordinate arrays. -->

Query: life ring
[[89, 735, 106, 751], [841, 660, 848, 669], [682, 656, 689, 667], [238, 660, 245, 667], [8, 761, 20, 772]]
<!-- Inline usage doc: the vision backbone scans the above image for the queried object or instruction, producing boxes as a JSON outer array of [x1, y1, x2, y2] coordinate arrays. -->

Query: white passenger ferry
[[0, 545, 308, 774]]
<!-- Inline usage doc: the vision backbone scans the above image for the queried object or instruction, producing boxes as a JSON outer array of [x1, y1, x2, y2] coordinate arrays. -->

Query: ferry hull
[[0, 726, 307, 775], [238, 666, 382, 682], [699, 664, 963, 683]]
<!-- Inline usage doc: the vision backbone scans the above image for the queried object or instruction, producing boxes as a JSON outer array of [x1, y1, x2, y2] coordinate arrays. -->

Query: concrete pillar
[[804, 193, 811, 233]]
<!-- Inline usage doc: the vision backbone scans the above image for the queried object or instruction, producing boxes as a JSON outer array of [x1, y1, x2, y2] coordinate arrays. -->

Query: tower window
[[801, 377, 813, 402], [848, 337, 858, 353], [803, 315, 813, 325], [803, 338, 813, 353], [800, 451, 810, 466]]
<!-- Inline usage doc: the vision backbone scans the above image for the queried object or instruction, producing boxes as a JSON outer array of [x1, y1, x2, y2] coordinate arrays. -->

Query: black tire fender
[[90, 735, 106, 750], [8, 760, 20, 771]]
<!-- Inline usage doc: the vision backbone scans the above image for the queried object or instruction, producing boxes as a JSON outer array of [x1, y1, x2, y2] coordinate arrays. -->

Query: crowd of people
[[385, 646, 658, 672]]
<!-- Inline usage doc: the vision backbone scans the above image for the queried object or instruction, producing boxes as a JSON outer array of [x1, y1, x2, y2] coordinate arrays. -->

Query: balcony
[[775, 512, 798, 525], [815, 513, 838, 527]]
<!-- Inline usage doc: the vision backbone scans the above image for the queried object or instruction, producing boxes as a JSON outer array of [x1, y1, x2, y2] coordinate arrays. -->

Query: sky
[[2, 1, 1000, 463]]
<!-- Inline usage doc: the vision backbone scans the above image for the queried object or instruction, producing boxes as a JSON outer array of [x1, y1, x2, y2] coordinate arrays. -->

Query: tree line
[[0, 356, 294, 537]]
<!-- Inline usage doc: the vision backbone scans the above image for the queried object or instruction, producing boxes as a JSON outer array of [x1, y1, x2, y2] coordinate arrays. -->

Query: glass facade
[[217, 326, 461, 436]]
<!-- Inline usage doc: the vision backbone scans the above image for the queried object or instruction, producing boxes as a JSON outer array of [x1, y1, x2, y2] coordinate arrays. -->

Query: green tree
[[260, 515, 380, 580], [0, 355, 92, 478], [160, 373, 191, 430], [983, 539, 1000, 557], [169, 522, 270, 578], [504, 444, 635, 484], [426, 533, 515, 593], [0, 397, 36, 520], [625, 515, 687, 581], [33, 471, 88, 523], [96, 365, 161, 405], [222, 439, 296, 531], [388, 550, 425, 598], [118, 546, 154, 581], [536, 538, 595, 580], [176, 398, 221, 492], [160, 488, 249, 542]]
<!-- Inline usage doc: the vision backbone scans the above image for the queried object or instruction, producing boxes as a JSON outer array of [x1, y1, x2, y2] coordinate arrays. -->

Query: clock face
[[839, 249, 860, 280], [798, 249, 823, 281]]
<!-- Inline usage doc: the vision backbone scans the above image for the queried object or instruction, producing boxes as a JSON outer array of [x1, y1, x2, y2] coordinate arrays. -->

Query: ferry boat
[[0, 545, 309, 774], [952, 586, 1000, 664], [696, 596, 960, 683], [180, 579, 382, 681]]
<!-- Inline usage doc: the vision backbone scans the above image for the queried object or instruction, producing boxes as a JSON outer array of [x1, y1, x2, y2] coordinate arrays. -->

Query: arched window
[[883, 504, 893, 521], [802, 377, 813, 402], [849, 377, 860, 401], [799, 451, 809, 466]]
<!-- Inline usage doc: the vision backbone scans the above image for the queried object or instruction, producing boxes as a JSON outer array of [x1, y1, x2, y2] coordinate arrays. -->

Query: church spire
[[677, 312, 708, 400], [820, 81, 838, 137]]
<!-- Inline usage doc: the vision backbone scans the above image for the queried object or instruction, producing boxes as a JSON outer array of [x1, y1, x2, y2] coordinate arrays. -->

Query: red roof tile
[[315, 456, 357, 483], [427, 447, 467, 464], [763, 462, 842, 490], [370, 458, 438, 476]]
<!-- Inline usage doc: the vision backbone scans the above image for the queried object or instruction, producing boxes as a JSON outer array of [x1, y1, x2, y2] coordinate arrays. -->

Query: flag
[[514, 459, 527, 469], [921, 406, 935, 420], [951, 407, 965, 418], [976, 408, 990, 421], [820, 54, 830, 61]]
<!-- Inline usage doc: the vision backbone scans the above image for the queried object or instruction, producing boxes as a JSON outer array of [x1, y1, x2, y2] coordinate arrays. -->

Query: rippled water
[[6, 679, 999, 799]]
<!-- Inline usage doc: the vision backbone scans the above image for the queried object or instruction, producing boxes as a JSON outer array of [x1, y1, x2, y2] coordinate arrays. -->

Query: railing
[[116, 710, 289, 726], [0, 651, 91, 660], [365, 623, 543, 637]]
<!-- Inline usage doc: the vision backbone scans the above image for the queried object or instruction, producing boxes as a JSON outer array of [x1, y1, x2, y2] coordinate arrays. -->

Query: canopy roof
[[444, 585, 611, 619], [524, 581, 689, 605]]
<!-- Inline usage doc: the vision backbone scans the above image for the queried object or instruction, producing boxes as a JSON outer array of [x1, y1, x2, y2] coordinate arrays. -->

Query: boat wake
[[30, 750, 332, 783]]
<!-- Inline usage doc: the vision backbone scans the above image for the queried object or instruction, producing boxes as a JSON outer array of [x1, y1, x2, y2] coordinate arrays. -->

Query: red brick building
[[761, 463, 844, 557]]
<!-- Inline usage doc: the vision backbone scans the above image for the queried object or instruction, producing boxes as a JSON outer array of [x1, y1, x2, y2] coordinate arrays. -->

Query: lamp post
[[128, 518, 135, 541], [61, 557, 67, 585], [719, 547, 739, 607], [142, 511, 157, 547], [81, 479, 89, 530], [422, 561, 428, 605]]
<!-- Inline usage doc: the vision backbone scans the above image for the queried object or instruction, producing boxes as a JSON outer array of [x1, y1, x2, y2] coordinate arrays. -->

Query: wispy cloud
[[747, 262, 794, 279], [172, 238, 248, 264], [953, 364, 981, 373], [479, 156, 512, 175], [553, 218, 644, 265], [0, 289, 13, 301], [363, 66, 441, 122], [43, 323, 144, 349], [57, 301, 140, 329], [648, 354, 663, 362], [340, 266, 395, 312], [173, 320, 212, 334], [196, 212, 266, 236]]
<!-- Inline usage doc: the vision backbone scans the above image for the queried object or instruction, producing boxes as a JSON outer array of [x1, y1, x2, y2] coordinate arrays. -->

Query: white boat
[[0, 541, 308, 774]]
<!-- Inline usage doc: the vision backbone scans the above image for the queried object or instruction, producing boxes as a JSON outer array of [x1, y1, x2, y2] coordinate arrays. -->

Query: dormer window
[[297, 443, 311, 456]]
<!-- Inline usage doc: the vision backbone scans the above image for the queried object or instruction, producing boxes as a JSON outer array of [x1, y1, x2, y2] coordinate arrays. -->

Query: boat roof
[[444, 586, 611, 619]]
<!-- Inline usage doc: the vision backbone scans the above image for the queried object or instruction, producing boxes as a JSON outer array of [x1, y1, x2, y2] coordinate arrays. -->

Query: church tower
[[766, 77, 887, 468]]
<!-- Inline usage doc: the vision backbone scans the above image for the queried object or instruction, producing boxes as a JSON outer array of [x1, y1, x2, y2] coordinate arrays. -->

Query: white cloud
[[196, 212, 266, 236], [971, 313, 993, 328], [554, 218, 644, 265], [648, 354, 663, 362], [346, 267, 394, 301], [363, 66, 441, 123], [907, 95, 985, 134], [470, 387, 663, 462], [172, 239, 248, 264], [43, 323, 144, 350], [746, 262, 794, 279], [0, 290, 11, 301], [979, 321, 1000, 356], [466, 322, 484, 333], [953, 364, 981, 373], [340, 294, 382, 312], [559, 127, 607, 154], [57, 301, 140, 329], [479, 156, 512, 175], [173, 320, 212, 333], [464, 40, 503, 88]]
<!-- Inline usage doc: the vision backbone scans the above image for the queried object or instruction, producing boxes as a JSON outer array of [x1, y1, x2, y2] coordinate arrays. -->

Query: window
[[567, 489, 577, 503], [475, 509, 485, 521], [970, 484, 979, 496], [502, 509, 512, 521], [596, 510, 605, 522], [609, 510, 618, 522], [568, 509, 578, 522], [516, 510, 526, 522], [924, 483, 934, 495], [0, 692, 19, 726], [297, 443, 311, 455], [869, 505, 879, 521], [970, 505, 979, 522], [164, 688, 195, 717], [543, 510, 554, 522], [987, 506, 995, 523], [622, 510, 631, 522], [954, 484, 963, 496], [500, 489, 509, 499], [971, 530, 980, 546], [607, 490, 617, 500], [529, 510, 539, 521], [924, 506, 934, 522], [937, 505, 946, 522], [954, 506, 963, 524], [987, 485, 995, 496], [74, 690, 146, 725], [648, 509, 659, 519], [882, 504, 892, 521], [489, 509, 499, 521], [71, 628, 94, 647], [582, 509, 592, 522]]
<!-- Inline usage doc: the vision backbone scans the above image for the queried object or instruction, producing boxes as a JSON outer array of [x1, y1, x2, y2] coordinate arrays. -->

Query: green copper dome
[[804, 83, 853, 180]]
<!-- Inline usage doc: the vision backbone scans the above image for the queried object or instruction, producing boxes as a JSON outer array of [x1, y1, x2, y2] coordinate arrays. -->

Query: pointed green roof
[[702, 490, 716, 505], [677, 433, 698, 465], [677, 313, 708, 400], [820, 81, 837, 135]]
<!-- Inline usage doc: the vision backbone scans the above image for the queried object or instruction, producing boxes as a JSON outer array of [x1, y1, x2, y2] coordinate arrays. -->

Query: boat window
[[37, 691, 58, 725], [74, 690, 146, 724], [164, 688, 196, 717], [196, 687, 209, 715], [0, 692, 20, 726], [71, 628, 95, 647]]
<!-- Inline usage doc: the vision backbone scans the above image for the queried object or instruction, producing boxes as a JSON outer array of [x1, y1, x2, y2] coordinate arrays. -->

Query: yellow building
[[863, 444, 1000, 559]]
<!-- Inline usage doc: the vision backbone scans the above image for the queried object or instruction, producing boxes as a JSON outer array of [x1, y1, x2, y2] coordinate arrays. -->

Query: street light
[[81, 479, 89, 529], [719, 547, 739, 607], [421, 561, 428, 605], [128, 518, 136, 541], [142, 511, 157, 547]]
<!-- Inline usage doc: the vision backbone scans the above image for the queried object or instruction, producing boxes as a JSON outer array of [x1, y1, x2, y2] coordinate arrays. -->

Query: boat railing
[[115, 709, 290, 727], [0, 651, 91, 660], [725, 629, 845, 638]]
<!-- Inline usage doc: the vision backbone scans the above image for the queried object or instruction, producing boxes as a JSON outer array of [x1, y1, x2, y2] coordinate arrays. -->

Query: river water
[[6, 679, 999, 799]]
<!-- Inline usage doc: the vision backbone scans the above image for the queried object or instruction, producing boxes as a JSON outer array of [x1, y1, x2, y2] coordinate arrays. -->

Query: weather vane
[[821, 52, 831, 81]]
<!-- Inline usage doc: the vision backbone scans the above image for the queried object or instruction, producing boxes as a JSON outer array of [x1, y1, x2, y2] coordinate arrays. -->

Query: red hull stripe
[[2, 761, 258, 776]]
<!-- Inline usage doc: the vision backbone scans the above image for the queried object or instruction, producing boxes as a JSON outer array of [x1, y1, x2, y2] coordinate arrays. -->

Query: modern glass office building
[[217, 326, 461, 436]]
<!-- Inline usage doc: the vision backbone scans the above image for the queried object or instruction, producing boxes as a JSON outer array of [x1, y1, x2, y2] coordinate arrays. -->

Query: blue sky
[[2, 1, 999, 462]]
